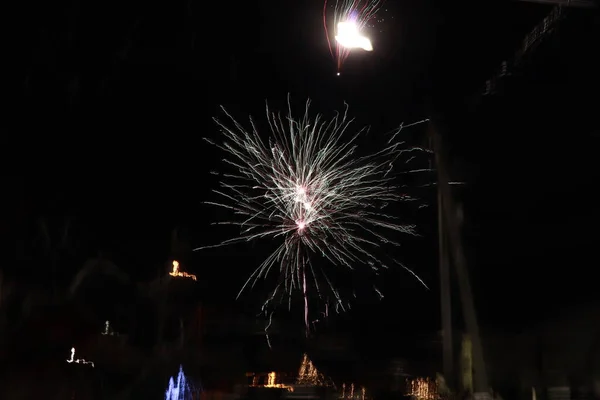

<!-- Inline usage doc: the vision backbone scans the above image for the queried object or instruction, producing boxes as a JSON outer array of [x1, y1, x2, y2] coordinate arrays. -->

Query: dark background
[[7, 0, 600, 357]]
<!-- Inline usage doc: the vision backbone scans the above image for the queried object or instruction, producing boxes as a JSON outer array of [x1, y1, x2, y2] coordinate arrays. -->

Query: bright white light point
[[337, 72, 340, 76], [297, 220, 306, 230], [335, 21, 373, 51]]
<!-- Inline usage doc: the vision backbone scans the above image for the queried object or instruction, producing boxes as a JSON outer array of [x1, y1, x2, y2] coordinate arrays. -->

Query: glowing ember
[[169, 260, 197, 281]]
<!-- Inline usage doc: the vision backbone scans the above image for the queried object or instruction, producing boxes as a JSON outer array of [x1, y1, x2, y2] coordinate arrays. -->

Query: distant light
[[169, 260, 197, 281], [337, 72, 340, 76], [248, 371, 293, 391], [66, 347, 94, 367], [102, 320, 118, 336]]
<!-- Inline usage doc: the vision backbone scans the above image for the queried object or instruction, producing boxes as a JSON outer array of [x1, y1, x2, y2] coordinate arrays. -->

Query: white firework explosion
[[196, 96, 429, 334]]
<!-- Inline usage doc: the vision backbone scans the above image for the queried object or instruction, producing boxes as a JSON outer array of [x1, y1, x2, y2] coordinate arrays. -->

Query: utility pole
[[436, 143, 454, 389], [431, 122, 490, 399]]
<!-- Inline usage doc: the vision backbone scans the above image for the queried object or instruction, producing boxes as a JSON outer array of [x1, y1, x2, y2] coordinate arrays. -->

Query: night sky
[[8, 0, 600, 353]]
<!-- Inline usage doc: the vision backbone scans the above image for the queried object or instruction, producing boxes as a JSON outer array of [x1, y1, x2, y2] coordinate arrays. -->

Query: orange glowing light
[[297, 353, 329, 386], [340, 382, 367, 400], [407, 377, 438, 400], [169, 260, 197, 281], [248, 372, 293, 391], [267, 372, 276, 386], [265, 372, 293, 390]]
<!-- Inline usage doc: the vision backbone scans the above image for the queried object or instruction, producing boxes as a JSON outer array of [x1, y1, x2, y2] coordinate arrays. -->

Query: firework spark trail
[[324, 0, 383, 74], [196, 96, 428, 333]]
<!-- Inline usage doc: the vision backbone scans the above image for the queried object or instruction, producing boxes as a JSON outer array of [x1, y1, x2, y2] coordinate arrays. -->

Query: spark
[[324, 0, 384, 74], [196, 96, 428, 331], [264, 312, 273, 349], [373, 286, 383, 299]]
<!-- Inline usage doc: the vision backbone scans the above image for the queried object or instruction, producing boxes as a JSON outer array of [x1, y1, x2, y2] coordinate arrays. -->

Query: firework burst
[[324, 0, 383, 75], [196, 96, 428, 334]]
